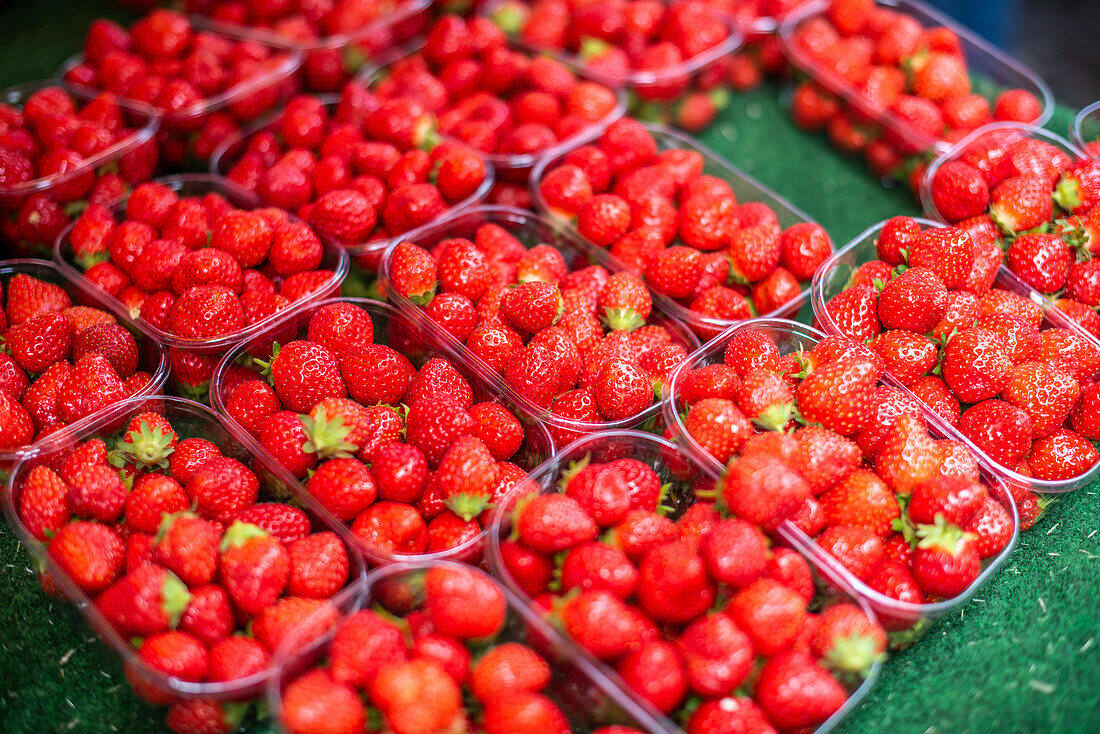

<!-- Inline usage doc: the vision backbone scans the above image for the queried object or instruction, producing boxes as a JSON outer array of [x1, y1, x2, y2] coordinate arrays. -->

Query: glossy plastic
[[209, 99, 496, 266], [662, 319, 1019, 630], [377, 205, 700, 439], [54, 173, 349, 355], [0, 80, 160, 207], [357, 40, 629, 174], [920, 122, 1086, 224], [268, 560, 672, 734], [779, 0, 1054, 156], [59, 16, 303, 130], [481, 0, 743, 106], [0, 259, 169, 471], [486, 429, 881, 734], [208, 296, 555, 567], [810, 217, 1100, 493], [1071, 100, 1100, 159], [530, 122, 819, 338], [3, 395, 368, 701]]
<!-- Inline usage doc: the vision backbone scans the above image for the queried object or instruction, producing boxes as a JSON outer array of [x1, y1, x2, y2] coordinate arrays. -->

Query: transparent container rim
[[777, 0, 1055, 155], [919, 121, 1086, 224], [0, 258, 171, 464], [354, 39, 630, 171], [2, 395, 369, 700], [808, 215, 1100, 494], [528, 120, 820, 333], [52, 172, 351, 351], [207, 100, 497, 257], [58, 15, 304, 125], [1070, 99, 1100, 159], [658, 317, 1020, 619], [377, 204, 701, 434], [0, 79, 161, 200], [191, 0, 431, 54], [480, 0, 746, 87], [208, 294, 558, 567], [485, 427, 882, 734]]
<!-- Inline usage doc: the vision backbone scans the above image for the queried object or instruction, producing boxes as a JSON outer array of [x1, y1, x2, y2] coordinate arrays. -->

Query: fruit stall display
[[1, 0, 1100, 733], [0, 80, 160, 254], [779, 0, 1051, 190]]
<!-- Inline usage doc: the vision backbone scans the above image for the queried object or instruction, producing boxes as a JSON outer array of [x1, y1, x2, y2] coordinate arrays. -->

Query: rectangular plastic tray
[[2, 395, 368, 701], [530, 122, 820, 339], [269, 560, 673, 734], [778, 0, 1053, 157], [659, 319, 1018, 632], [377, 204, 700, 440], [0, 259, 169, 473], [1072, 99, 1100, 158], [209, 97, 495, 276], [486, 428, 882, 734], [208, 295, 556, 567], [52, 174, 349, 392], [810, 217, 1100, 493], [356, 39, 628, 177]]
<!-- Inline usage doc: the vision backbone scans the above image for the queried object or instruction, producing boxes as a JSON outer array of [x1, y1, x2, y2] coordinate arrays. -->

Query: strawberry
[[562, 589, 642, 661], [169, 285, 245, 339], [721, 453, 810, 531], [682, 398, 752, 464], [875, 414, 944, 494], [387, 241, 438, 305], [7, 313, 73, 373], [187, 457, 260, 524], [436, 435, 499, 522], [178, 585, 233, 646], [309, 189, 376, 244], [268, 340, 346, 414], [1028, 429, 1099, 481], [218, 520, 290, 616], [796, 357, 877, 436], [562, 462, 631, 527], [72, 322, 139, 378], [424, 564, 506, 639], [1072, 383, 1100, 440], [728, 578, 807, 656], [811, 602, 886, 675], [870, 329, 937, 386], [282, 669, 367, 734], [908, 474, 986, 527], [17, 465, 72, 541], [352, 501, 429, 556], [989, 174, 1052, 234], [593, 358, 652, 421], [1053, 158, 1100, 214], [820, 469, 899, 536], [6, 273, 71, 325], [97, 564, 192, 637], [822, 284, 880, 342], [686, 697, 776, 734], [306, 458, 377, 522], [502, 281, 563, 334], [1007, 233, 1074, 294], [482, 692, 570, 734], [166, 699, 247, 734], [1002, 361, 1081, 438], [636, 539, 715, 625], [154, 512, 220, 586], [515, 493, 598, 553], [678, 612, 754, 696], [48, 520, 124, 594], [780, 222, 833, 281], [287, 532, 349, 599], [125, 474, 190, 534], [877, 266, 948, 333], [617, 640, 688, 715], [930, 160, 991, 222], [911, 516, 981, 597], [941, 327, 1013, 404], [58, 353, 128, 424], [907, 227, 975, 290], [965, 495, 1015, 559], [816, 525, 884, 581], [206, 636, 269, 683]]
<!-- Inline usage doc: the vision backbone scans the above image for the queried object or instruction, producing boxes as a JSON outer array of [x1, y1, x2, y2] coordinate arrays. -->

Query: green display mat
[[1, 1, 1097, 731]]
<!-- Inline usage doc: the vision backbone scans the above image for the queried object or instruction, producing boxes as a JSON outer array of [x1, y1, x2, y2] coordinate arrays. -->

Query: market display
[[0, 0, 1098, 732]]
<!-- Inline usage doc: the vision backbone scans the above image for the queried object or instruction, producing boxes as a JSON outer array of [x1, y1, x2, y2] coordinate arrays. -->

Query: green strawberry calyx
[[444, 492, 494, 523], [115, 420, 176, 469], [490, 1, 527, 34], [1052, 176, 1082, 214], [556, 454, 591, 492], [601, 306, 645, 333], [220, 520, 270, 553], [161, 571, 192, 629], [824, 630, 883, 678], [299, 405, 358, 460], [914, 514, 974, 555], [253, 342, 281, 385], [752, 401, 795, 433]]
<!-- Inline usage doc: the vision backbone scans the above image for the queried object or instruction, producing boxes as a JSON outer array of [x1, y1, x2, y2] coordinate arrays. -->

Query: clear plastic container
[[660, 319, 1019, 633], [377, 205, 700, 440], [53, 174, 349, 395], [1071, 100, 1100, 159], [186, 0, 431, 92], [0, 80, 161, 212], [3, 395, 368, 701], [208, 295, 555, 567], [356, 40, 628, 179], [530, 122, 820, 339], [778, 0, 1054, 157], [920, 122, 1086, 224], [59, 16, 304, 134], [269, 560, 672, 734], [481, 0, 743, 121], [209, 98, 496, 277], [0, 259, 170, 473], [486, 429, 882, 734], [810, 217, 1100, 494]]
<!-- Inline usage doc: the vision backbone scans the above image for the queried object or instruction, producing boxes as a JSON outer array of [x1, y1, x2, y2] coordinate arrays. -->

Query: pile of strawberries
[[538, 119, 834, 335], [66, 179, 341, 345], [0, 84, 158, 253], [222, 83, 490, 273], [786, 0, 1044, 184], [671, 327, 1016, 615], [820, 217, 1100, 486], [220, 301, 549, 560], [64, 10, 299, 165], [13, 407, 355, 703], [497, 449, 886, 732], [491, 0, 737, 130], [385, 215, 694, 441], [0, 271, 160, 452], [279, 564, 649, 734], [184, 0, 428, 92], [705, 0, 815, 93], [368, 16, 622, 168], [926, 128, 1100, 337]]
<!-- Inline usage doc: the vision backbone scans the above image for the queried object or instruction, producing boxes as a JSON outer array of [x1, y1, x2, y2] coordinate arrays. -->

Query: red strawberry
[[989, 174, 1052, 234], [721, 453, 810, 531], [911, 516, 981, 597], [218, 520, 290, 616], [941, 327, 1013, 403], [96, 564, 192, 637], [682, 398, 752, 464], [424, 564, 506, 639], [48, 520, 124, 593], [515, 493, 598, 553], [154, 511, 220, 586], [1028, 429, 1099, 482], [877, 266, 948, 333]]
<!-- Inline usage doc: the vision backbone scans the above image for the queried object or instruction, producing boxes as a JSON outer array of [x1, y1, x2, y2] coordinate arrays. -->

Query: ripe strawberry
[[309, 189, 376, 244], [875, 415, 944, 494], [154, 511, 220, 586], [877, 266, 948, 333], [616, 640, 688, 715], [96, 564, 192, 637], [338, 343, 414, 406], [796, 357, 877, 436], [989, 174, 1052, 234], [482, 691, 570, 734], [820, 469, 899, 536], [822, 284, 880, 342], [941, 327, 1013, 403], [1028, 429, 1099, 481], [682, 398, 752, 464], [48, 520, 124, 594], [165, 699, 247, 734], [1007, 233, 1074, 294], [636, 540, 715, 625], [286, 532, 349, 599], [811, 603, 886, 675], [911, 517, 981, 598], [6, 273, 71, 325], [1002, 361, 1080, 438], [57, 353, 128, 424], [1072, 383, 1100, 440], [268, 340, 346, 414], [930, 160, 991, 222], [502, 281, 563, 334], [206, 636, 269, 683], [253, 596, 338, 655], [965, 495, 1015, 559], [125, 474, 190, 534], [515, 493, 598, 553], [678, 612, 754, 696], [728, 578, 807, 655], [816, 525, 884, 581], [386, 241, 438, 305], [686, 697, 776, 734], [908, 474, 986, 527], [721, 453, 810, 531], [218, 520, 290, 616], [187, 456, 260, 524], [424, 564, 506, 639], [352, 501, 429, 556], [780, 222, 833, 281], [178, 584, 233, 646]]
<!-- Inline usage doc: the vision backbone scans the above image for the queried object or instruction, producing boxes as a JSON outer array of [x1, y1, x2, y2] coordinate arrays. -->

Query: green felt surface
[[1, 2, 1099, 732]]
